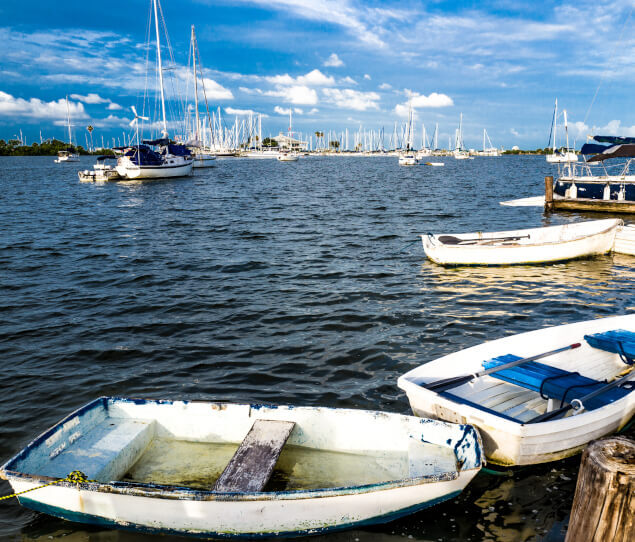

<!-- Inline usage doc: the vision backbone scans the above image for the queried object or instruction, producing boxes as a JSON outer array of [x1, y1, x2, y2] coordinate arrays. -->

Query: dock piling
[[565, 436, 634, 542], [544, 176, 554, 211]]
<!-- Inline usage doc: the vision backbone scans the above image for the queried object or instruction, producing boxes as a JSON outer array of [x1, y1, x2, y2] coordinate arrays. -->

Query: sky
[[0, 0, 634, 149]]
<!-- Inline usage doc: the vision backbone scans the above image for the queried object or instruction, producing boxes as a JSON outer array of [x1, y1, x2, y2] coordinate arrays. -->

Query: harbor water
[[0, 155, 633, 541]]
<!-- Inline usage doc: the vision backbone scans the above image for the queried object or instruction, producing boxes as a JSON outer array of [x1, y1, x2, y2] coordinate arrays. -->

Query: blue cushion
[[584, 329, 635, 361], [483, 355, 630, 410]]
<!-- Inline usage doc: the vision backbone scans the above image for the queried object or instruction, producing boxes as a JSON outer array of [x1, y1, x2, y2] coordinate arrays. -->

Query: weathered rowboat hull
[[1, 399, 483, 537], [398, 315, 635, 466], [422, 219, 622, 265]]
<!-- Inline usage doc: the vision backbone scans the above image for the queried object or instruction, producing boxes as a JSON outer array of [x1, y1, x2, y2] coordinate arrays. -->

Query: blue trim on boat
[[19, 491, 462, 538], [439, 392, 522, 423]]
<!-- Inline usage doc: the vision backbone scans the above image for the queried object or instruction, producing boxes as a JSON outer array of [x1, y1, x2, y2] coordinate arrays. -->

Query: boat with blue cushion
[[0, 399, 483, 537], [398, 315, 635, 466]]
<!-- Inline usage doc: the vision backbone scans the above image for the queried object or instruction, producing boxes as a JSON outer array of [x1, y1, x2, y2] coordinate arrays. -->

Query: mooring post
[[565, 436, 634, 542], [544, 176, 554, 211]]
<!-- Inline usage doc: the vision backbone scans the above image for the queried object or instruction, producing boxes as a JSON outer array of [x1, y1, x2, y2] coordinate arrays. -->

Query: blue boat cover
[[482, 354, 631, 410], [593, 135, 635, 145], [123, 145, 163, 166], [164, 144, 192, 157], [584, 329, 635, 363], [580, 143, 610, 155]]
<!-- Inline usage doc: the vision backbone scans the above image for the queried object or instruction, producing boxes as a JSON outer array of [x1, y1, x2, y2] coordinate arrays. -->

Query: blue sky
[[0, 0, 633, 149]]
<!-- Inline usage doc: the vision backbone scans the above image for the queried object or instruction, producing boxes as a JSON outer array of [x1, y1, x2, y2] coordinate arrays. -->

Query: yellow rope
[[0, 471, 94, 501]]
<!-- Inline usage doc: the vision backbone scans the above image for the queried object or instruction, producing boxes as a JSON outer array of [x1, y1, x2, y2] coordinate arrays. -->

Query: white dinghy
[[398, 315, 635, 466], [1, 398, 483, 537], [422, 218, 622, 266]]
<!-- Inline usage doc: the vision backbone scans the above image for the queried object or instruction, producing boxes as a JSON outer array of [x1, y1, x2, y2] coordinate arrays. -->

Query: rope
[[400, 238, 421, 253], [0, 471, 94, 502]]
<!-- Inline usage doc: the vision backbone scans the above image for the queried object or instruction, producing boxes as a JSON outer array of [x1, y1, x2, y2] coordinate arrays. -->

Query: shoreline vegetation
[[0, 138, 565, 157], [0, 139, 114, 157]]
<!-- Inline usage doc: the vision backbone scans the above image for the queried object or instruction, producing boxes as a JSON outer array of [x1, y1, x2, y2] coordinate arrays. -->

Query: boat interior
[[5, 401, 480, 493], [409, 328, 634, 424], [432, 219, 621, 247]]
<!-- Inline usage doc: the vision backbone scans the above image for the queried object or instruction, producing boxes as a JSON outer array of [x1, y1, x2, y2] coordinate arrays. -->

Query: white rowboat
[[1, 398, 483, 537], [422, 219, 622, 266], [398, 315, 635, 466]]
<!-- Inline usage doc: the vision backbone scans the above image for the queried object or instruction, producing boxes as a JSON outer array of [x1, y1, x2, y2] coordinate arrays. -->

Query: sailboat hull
[[116, 162, 193, 180]]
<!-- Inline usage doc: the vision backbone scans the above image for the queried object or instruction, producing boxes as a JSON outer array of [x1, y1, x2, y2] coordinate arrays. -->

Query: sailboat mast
[[553, 98, 558, 152], [153, 0, 168, 137], [192, 26, 200, 143], [65, 95, 72, 145]]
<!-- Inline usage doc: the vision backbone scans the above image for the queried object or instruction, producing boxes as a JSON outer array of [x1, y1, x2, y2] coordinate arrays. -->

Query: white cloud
[[364, 74, 371, 80], [70, 93, 109, 104], [395, 91, 454, 116], [201, 78, 234, 100], [340, 76, 357, 85], [274, 106, 304, 115], [322, 88, 380, 111], [324, 53, 344, 67], [570, 119, 635, 138], [0, 91, 87, 120], [240, 86, 263, 95], [308, 108, 319, 115], [379, 83, 392, 90], [266, 69, 335, 87], [265, 85, 318, 105], [225, 107, 268, 117], [107, 102, 123, 110]]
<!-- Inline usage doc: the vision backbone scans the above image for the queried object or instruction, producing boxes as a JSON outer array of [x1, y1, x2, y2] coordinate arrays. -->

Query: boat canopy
[[580, 143, 610, 155], [593, 135, 635, 145], [587, 144, 635, 162], [121, 145, 163, 166], [162, 144, 192, 157], [142, 138, 171, 146]]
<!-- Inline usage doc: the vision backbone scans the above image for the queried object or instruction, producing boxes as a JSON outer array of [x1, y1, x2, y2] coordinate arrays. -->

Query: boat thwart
[[0, 398, 483, 537]]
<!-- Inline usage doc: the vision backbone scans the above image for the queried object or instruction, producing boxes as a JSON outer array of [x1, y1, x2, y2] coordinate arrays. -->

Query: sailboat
[[187, 25, 216, 168], [479, 129, 500, 156], [453, 114, 471, 160], [115, 0, 193, 180], [546, 99, 578, 164], [398, 100, 419, 166], [242, 114, 280, 158], [278, 110, 299, 161], [54, 96, 79, 163]]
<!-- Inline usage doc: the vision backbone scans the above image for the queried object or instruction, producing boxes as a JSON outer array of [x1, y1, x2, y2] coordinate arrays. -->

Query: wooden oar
[[527, 370, 634, 423], [423, 343, 581, 392], [437, 234, 530, 245]]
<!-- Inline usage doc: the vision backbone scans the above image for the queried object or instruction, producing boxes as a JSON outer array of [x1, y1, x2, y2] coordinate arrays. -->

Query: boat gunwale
[[422, 219, 622, 251], [0, 397, 483, 502]]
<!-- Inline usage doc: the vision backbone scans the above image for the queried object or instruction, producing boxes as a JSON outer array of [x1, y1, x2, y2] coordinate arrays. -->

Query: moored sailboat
[[115, 0, 193, 180], [54, 96, 79, 163]]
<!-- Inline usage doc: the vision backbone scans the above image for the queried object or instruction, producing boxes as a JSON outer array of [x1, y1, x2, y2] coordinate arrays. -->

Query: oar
[[437, 234, 530, 245], [423, 343, 582, 392], [527, 370, 635, 424]]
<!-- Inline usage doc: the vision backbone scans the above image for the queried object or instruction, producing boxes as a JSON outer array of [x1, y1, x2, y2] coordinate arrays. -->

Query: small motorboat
[[77, 156, 121, 182], [398, 315, 635, 466], [424, 162, 444, 167], [277, 151, 299, 162], [399, 153, 419, 166], [0, 398, 483, 537], [55, 149, 80, 163], [422, 218, 622, 266]]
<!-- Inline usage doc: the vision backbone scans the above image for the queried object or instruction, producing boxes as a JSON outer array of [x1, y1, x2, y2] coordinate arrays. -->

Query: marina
[[1, 0, 634, 539], [0, 154, 633, 540]]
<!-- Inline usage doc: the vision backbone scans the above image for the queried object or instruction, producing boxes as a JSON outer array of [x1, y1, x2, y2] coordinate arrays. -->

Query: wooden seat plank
[[213, 419, 295, 493]]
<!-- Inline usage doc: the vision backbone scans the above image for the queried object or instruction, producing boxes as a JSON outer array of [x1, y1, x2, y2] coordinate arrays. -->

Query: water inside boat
[[122, 437, 452, 491]]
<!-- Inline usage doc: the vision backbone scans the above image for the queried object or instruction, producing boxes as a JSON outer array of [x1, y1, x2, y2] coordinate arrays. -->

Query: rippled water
[[0, 155, 633, 541]]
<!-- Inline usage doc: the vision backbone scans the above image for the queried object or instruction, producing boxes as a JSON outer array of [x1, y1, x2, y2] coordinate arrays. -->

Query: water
[[0, 155, 633, 540], [123, 438, 410, 491]]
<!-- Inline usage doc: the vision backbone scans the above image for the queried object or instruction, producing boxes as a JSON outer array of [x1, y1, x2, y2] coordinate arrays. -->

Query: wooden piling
[[565, 436, 634, 542], [544, 176, 554, 211]]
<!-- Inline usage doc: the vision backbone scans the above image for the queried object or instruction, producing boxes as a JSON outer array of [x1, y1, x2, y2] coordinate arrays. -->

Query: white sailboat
[[55, 96, 79, 163], [115, 0, 193, 180], [478, 129, 500, 156], [398, 100, 419, 166], [546, 99, 578, 164], [453, 114, 471, 160], [188, 25, 216, 168], [278, 110, 299, 162]]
